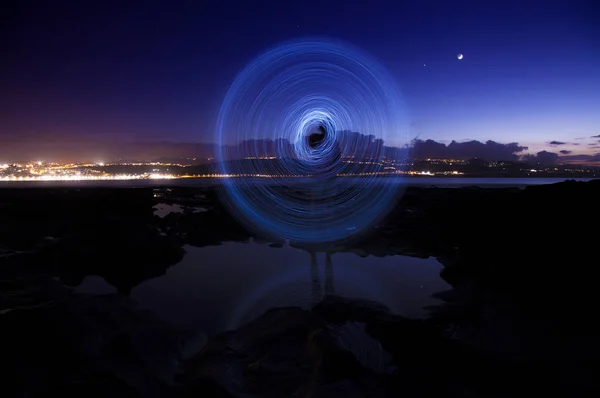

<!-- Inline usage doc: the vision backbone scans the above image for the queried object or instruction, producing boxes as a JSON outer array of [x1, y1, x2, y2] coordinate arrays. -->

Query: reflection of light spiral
[[216, 38, 410, 243]]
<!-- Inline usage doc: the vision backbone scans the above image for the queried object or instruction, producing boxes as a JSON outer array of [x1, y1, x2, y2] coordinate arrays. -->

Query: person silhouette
[[305, 125, 342, 238], [306, 124, 341, 201], [307, 125, 342, 180]]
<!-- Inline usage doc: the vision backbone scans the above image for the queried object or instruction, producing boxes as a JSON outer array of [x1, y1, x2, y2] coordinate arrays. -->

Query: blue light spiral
[[215, 38, 410, 243]]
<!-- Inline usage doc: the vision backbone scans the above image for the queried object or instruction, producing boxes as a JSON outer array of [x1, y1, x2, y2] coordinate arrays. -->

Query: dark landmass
[[78, 157, 598, 178], [1, 179, 598, 396], [3, 155, 598, 182]]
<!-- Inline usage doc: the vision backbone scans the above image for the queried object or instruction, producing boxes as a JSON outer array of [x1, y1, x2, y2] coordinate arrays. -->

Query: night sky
[[3, 0, 599, 162]]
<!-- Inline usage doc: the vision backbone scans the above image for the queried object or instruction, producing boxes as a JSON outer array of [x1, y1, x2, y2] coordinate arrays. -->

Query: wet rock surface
[[1, 272, 198, 397], [177, 295, 552, 397], [0, 179, 599, 396]]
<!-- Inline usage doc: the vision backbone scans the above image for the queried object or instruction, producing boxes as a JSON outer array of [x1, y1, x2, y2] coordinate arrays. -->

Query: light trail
[[215, 37, 411, 243]]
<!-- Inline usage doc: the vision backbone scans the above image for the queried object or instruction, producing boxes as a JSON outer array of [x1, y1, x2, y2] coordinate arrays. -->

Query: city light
[[0, 174, 180, 182], [0, 158, 595, 183]]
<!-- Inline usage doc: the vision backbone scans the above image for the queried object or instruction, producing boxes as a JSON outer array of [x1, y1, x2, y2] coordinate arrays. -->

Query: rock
[[179, 307, 323, 397], [179, 296, 444, 396], [327, 322, 394, 374], [1, 274, 191, 397]]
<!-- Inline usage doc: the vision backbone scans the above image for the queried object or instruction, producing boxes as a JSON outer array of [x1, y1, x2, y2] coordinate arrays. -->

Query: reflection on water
[[153, 203, 184, 218], [77, 242, 449, 337], [153, 203, 209, 218]]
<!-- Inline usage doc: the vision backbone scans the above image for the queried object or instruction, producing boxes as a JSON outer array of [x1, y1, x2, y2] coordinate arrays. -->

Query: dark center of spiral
[[308, 125, 327, 149]]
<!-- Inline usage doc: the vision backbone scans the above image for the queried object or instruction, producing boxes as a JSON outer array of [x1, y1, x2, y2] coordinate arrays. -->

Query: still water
[[76, 242, 450, 337], [1, 177, 596, 188]]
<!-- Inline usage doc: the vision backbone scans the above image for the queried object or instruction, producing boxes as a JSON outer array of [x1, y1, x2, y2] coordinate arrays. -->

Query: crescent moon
[[457, 53, 463, 60]]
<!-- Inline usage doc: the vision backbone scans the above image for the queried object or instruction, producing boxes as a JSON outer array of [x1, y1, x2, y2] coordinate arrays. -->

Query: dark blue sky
[[3, 0, 599, 159]]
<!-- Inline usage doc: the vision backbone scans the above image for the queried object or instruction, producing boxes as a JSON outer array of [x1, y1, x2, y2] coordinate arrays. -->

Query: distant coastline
[[2, 157, 598, 184], [0, 176, 597, 189]]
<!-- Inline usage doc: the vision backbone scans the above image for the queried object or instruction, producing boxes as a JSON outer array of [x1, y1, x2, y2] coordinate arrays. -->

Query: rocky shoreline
[[1, 179, 598, 397]]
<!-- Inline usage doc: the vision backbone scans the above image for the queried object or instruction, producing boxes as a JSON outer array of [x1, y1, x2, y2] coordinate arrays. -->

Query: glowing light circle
[[215, 38, 410, 243]]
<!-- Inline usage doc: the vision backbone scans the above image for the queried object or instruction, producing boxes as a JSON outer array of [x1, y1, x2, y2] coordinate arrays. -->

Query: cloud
[[549, 141, 567, 146], [411, 139, 527, 161], [591, 135, 600, 138], [2, 130, 597, 167], [559, 153, 600, 164], [523, 150, 559, 165], [236, 134, 531, 163]]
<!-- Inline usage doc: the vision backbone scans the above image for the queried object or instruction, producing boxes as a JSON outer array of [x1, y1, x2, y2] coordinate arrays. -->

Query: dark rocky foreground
[[1, 180, 599, 397]]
